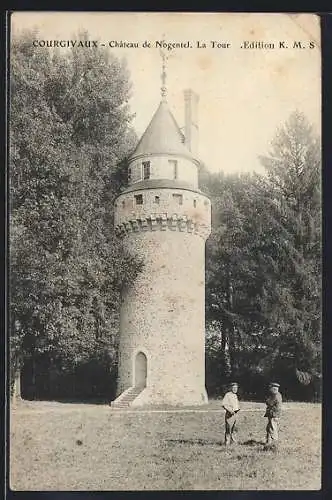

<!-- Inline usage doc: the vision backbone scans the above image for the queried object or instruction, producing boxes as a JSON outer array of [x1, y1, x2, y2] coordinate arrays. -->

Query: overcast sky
[[11, 12, 321, 175]]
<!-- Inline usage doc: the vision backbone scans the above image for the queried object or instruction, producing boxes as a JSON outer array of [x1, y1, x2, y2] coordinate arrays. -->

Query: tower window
[[122, 200, 126, 208], [154, 196, 160, 204], [135, 194, 143, 205], [193, 199, 197, 208], [128, 167, 132, 183], [173, 193, 183, 205], [169, 159, 178, 179], [142, 161, 151, 180]]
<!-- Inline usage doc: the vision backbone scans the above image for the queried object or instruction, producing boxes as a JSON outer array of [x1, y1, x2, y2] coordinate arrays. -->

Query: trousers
[[266, 417, 279, 443], [225, 412, 237, 444]]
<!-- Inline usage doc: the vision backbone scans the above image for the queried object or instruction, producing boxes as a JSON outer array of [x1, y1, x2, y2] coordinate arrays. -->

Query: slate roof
[[129, 100, 196, 161]]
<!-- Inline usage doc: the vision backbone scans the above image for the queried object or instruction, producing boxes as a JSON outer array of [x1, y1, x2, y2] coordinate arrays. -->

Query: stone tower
[[112, 59, 211, 407]]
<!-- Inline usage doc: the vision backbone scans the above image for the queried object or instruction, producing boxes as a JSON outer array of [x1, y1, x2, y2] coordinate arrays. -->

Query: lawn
[[10, 400, 321, 490]]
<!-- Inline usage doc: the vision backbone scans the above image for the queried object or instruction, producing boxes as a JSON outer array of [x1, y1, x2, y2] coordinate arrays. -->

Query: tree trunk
[[31, 357, 36, 399], [221, 328, 232, 378], [12, 369, 22, 402], [225, 270, 235, 377]]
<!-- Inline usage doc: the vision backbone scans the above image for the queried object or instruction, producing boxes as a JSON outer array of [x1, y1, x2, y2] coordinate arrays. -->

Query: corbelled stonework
[[115, 214, 207, 238], [115, 187, 211, 240]]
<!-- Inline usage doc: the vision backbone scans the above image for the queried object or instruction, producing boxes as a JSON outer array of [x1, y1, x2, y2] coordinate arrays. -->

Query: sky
[[11, 12, 321, 175]]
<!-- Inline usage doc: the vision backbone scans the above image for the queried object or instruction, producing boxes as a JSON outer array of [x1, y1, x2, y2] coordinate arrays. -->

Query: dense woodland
[[10, 31, 321, 402]]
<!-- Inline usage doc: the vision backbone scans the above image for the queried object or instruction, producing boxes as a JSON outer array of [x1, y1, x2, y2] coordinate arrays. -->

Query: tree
[[205, 173, 269, 394], [258, 111, 321, 398], [10, 30, 141, 399], [205, 111, 321, 400]]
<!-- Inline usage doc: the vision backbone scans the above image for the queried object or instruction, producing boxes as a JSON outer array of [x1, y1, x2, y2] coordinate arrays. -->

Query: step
[[111, 386, 144, 408]]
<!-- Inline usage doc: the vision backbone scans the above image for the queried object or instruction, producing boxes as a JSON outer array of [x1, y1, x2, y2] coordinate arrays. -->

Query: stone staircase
[[110, 386, 144, 409]]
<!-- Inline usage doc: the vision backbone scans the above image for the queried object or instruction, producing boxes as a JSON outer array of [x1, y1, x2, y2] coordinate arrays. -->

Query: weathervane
[[159, 47, 168, 101]]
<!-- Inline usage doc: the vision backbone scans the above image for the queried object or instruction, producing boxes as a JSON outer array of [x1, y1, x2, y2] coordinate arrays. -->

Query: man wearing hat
[[221, 382, 240, 445], [264, 382, 282, 444]]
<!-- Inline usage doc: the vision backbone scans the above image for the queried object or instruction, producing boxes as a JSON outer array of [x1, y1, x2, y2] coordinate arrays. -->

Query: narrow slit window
[[135, 194, 143, 205], [173, 193, 183, 205], [193, 199, 197, 208], [122, 200, 126, 208], [154, 196, 160, 204], [142, 161, 151, 180], [169, 159, 178, 180], [128, 167, 132, 183]]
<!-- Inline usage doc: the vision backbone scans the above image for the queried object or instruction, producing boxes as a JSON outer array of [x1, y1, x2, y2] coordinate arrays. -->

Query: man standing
[[264, 382, 282, 444], [222, 382, 240, 445]]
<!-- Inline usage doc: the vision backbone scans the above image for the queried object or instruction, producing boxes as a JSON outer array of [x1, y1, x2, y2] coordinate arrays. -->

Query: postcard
[[9, 12, 321, 491]]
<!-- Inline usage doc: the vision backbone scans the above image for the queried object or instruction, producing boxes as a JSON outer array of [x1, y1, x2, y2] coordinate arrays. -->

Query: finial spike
[[159, 48, 168, 101]]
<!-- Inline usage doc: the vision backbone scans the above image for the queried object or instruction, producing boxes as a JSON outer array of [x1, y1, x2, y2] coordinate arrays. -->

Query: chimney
[[184, 89, 199, 158]]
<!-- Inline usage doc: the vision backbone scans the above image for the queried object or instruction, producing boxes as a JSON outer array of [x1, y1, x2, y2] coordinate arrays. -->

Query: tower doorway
[[135, 352, 147, 388]]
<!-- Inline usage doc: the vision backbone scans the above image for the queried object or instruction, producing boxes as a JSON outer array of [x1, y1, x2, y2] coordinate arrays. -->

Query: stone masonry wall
[[117, 231, 208, 405], [115, 188, 211, 240], [115, 186, 211, 405]]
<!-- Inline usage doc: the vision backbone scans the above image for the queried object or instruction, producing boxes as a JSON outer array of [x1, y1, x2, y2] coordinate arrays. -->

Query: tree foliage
[[205, 111, 321, 401], [10, 30, 141, 398]]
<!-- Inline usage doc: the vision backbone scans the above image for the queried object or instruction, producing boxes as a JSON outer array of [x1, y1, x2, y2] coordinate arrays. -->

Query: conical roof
[[129, 100, 196, 161]]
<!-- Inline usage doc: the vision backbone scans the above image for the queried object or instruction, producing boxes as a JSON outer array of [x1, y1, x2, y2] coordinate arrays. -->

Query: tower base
[[133, 386, 209, 407], [111, 386, 208, 408]]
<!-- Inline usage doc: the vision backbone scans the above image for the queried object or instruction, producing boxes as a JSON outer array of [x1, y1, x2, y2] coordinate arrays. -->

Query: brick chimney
[[184, 89, 199, 158]]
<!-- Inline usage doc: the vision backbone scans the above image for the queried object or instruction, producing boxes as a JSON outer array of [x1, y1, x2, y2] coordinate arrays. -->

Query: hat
[[269, 382, 280, 388], [229, 382, 238, 387]]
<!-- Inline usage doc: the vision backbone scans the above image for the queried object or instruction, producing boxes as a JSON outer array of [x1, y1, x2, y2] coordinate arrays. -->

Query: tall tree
[[205, 173, 273, 390], [205, 111, 321, 400], [10, 30, 141, 399], [258, 111, 321, 393]]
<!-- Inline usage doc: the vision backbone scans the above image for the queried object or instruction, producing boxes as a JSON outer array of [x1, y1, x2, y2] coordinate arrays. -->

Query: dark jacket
[[264, 392, 282, 418]]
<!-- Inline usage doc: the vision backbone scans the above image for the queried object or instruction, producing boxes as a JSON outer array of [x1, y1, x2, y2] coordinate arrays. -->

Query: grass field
[[10, 400, 321, 491]]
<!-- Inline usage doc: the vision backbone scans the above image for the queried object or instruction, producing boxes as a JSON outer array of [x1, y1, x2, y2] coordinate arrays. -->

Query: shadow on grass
[[241, 439, 279, 453], [22, 396, 110, 405], [166, 438, 224, 446], [166, 438, 270, 448], [241, 439, 266, 446]]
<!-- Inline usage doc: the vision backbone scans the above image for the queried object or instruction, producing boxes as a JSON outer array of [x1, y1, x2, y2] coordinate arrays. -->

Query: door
[[135, 352, 147, 388]]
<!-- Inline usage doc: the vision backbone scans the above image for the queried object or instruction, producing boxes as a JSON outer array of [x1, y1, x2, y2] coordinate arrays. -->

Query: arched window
[[135, 352, 147, 388]]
